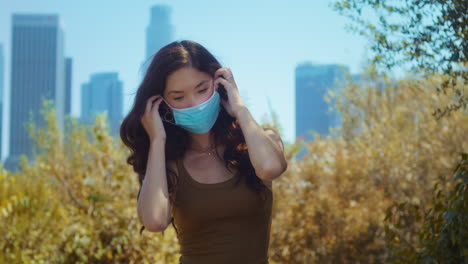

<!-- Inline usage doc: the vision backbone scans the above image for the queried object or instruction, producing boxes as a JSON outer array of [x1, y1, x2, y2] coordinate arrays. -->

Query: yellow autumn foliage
[[0, 71, 466, 263], [0, 101, 179, 264], [268, 72, 467, 263]]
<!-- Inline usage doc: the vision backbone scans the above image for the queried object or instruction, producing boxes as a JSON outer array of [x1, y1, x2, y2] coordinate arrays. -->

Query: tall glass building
[[5, 14, 65, 172], [81, 72, 123, 137], [0, 44, 4, 161], [141, 5, 174, 77], [295, 62, 348, 160], [65, 57, 72, 117]]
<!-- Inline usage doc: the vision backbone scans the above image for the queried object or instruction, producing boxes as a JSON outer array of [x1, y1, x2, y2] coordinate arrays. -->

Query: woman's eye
[[174, 88, 208, 101]]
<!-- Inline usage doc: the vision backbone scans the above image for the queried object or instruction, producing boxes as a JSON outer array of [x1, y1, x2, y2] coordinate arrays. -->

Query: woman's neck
[[188, 131, 215, 151]]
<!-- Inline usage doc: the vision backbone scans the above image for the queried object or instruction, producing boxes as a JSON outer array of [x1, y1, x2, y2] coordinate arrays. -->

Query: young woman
[[120, 40, 287, 263]]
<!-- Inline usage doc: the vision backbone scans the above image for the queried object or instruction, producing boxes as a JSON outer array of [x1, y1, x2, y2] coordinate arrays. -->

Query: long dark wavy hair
[[119, 40, 270, 235]]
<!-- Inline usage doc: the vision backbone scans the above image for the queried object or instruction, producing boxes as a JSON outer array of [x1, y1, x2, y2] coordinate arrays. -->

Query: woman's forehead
[[165, 68, 212, 94]]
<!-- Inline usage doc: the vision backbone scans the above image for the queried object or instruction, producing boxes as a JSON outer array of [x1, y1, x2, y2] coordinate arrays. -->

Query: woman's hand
[[140, 95, 167, 141], [214, 68, 246, 119]]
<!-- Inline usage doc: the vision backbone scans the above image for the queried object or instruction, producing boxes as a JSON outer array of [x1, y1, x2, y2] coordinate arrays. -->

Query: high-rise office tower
[[81, 72, 123, 137], [295, 62, 348, 159], [141, 5, 174, 76], [65, 57, 72, 117], [0, 44, 4, 161], [5, 14, 65, 172]]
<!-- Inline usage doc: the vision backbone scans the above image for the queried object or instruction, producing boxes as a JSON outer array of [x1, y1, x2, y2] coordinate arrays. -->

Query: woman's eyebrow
[[168, 80, 208, 94]]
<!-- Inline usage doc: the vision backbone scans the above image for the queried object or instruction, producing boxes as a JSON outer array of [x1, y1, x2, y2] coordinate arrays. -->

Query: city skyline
[[0, 0, 371, 148]]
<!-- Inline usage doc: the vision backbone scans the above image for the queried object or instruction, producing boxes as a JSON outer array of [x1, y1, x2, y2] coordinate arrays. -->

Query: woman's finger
[[215, 77, 230, 89], [151, 96, 163, 112], [144, 95, 159, 118], [214, 68, 232, 80], [214, 69, 226, 80]]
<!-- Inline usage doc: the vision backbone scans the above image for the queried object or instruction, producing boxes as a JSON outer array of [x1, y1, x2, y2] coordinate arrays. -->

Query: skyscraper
[[81, 72, 123, 137], [65, 57, 72, 117], [0, 44, 4, 161], [141, 5, 174, 76], [5, 14, 65, 172], [295, 62, 348, 159]]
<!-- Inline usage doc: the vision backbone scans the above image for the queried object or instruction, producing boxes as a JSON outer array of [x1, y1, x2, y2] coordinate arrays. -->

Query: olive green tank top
[[171, 158, 273, 264]]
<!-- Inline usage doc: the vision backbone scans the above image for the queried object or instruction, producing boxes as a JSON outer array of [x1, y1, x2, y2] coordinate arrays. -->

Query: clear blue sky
[[0, 0, 370, 145]]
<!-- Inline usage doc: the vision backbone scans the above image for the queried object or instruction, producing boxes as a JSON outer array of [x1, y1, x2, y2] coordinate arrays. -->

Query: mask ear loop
[[163, 111, 174, 123], [160, 98, 177, 126]]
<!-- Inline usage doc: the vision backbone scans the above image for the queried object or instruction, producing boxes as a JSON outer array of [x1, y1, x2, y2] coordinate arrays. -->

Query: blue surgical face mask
[[161, 87, 221, 134]]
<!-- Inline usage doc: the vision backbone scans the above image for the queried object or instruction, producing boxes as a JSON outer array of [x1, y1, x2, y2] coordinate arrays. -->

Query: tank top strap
[[175, 158, 190, 183], [175, 158, 184, 178]]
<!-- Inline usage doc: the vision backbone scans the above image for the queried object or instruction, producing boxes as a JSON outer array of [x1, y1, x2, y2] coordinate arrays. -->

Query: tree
[[333, 0, 467, 119], [269, 70, 468, 263], [384, 152, 468, 264]]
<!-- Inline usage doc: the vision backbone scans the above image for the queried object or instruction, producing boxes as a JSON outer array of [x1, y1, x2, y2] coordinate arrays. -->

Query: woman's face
[[163, 66, 214, 109]]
